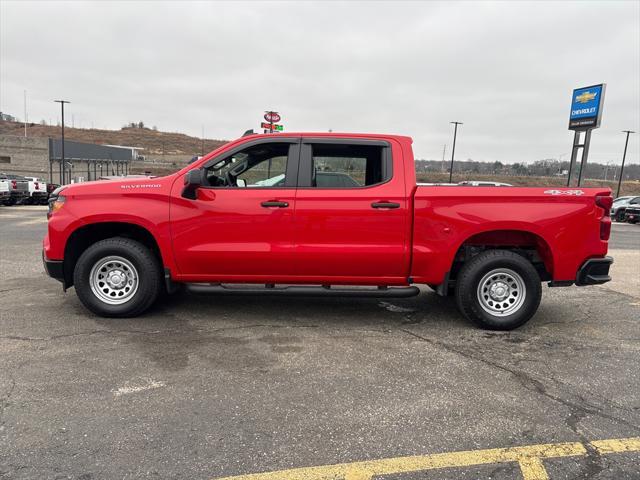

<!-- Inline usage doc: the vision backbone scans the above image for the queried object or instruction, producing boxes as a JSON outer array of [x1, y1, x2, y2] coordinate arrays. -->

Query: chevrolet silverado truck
[[24, 177, 49, 205], [43, 133, 613, 330], [0, 173, 29, 205]]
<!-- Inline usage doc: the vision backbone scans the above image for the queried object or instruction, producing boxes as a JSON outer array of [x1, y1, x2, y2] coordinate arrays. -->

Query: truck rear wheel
[[455, 249, 541, 330], [73, 237, 162, 317]]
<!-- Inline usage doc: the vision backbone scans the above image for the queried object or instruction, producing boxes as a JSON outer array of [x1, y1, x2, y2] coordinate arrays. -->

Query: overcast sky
[[1, 0, 638, 164]]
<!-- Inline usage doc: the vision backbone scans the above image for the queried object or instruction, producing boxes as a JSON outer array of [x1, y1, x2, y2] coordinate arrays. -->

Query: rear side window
[[303, 143, 391, 188]]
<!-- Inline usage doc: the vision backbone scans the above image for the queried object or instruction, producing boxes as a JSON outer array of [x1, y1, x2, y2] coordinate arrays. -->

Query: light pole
[[54, 100, 70, 184], [449, 121, 463, 183], [616, 130, 635, 198]]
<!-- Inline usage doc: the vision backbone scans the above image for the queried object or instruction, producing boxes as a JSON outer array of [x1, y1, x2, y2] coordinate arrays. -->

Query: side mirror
[[182, 169, 203, 199], [236, 179, 246, 188]]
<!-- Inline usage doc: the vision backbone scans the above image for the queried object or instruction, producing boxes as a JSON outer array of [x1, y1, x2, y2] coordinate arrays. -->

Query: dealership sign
[[261, 122, 283, 131], [264, 111, 281, 123], [568, 84, 605, 130]]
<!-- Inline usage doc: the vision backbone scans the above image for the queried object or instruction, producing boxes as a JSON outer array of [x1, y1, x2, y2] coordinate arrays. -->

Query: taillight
[[595, 195, 613, 212], [596, 195, 613, 241], [11, 180, 16, 189], [600, 216, 611, 240], [35, 182, 39, 189]]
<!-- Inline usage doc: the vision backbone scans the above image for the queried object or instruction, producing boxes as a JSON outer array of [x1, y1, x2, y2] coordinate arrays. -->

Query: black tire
[[455, 249, 542, 330], [73, 237, 162, 317], [615, 210, 626, 222]]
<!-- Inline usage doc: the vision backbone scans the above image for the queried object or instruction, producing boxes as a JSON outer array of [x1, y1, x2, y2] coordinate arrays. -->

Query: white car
[[610, 196, 640, 222]]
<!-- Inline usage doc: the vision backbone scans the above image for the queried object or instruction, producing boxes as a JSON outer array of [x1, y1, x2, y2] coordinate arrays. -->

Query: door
[[171, 138, 300, 280], [293, 138, 410, 281]]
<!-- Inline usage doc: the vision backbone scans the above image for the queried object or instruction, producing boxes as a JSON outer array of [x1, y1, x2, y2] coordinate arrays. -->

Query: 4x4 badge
[[544, 189, 585, 196]]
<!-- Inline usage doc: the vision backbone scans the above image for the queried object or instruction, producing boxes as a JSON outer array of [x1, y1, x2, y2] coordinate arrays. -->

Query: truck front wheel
[[455, 249, 541, 330], [73, 237, 162, 317]]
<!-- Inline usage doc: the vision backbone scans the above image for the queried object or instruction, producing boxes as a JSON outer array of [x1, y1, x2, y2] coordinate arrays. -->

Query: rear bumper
[[42, 250, 64, 283], [575, 256, 613, 286]]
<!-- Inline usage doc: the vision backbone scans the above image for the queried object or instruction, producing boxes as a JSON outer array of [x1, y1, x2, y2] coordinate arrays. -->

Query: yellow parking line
[[212, 437, 640, 480], [518, 457, 550, 480], [592, 437, 640, 454]]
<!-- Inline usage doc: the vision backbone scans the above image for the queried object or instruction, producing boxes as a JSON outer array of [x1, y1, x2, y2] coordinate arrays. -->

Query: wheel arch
[[449, 228, 554, 285], [63, 221, 163, 288]]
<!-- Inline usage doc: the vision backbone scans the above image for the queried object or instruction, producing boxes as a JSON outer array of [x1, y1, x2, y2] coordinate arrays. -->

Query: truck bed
[[410, 185, 610, 285]]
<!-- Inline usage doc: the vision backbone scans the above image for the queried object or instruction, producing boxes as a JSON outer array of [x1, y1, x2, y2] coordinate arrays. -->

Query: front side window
[[203, 142, 291, 188], [305, 143, 390, 188]]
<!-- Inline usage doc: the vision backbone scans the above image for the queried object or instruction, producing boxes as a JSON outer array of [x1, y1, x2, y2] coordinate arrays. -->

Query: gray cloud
[[1, 0, 638, 164]]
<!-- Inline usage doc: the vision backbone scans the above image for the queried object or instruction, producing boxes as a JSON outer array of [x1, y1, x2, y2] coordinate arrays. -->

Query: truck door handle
[[261, 201, 289, 208], [371, 202, 400, 209]]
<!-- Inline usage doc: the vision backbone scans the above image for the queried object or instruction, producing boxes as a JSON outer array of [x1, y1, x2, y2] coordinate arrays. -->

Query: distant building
[[0, 112, 17, 122], [0, 134, 133, 184], [103, 144, 145, 161]]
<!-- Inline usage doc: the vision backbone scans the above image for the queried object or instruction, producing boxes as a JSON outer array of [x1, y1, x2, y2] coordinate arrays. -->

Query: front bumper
[[42, 250, 64, 284], [575, 256, 613, 286]]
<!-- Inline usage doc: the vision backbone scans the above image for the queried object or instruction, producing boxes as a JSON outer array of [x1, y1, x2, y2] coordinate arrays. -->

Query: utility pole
[[449, 121, 463, 183], [23, 90, 27, 137], [54, 100, 70, 184], [616, 130, 635, 198]]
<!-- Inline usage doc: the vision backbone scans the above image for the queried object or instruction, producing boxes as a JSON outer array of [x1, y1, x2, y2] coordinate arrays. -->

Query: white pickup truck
[[0, 174, 29, 206], [24, 177, 49, 205], [0, 178, 9, 204]]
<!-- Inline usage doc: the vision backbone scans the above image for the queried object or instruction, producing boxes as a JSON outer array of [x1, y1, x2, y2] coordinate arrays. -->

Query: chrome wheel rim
[[89, 256, 139, 305], [477, 268, 526, 317]]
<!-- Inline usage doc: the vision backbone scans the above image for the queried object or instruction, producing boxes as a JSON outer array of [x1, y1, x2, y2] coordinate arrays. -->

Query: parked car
[[0, 173, 29, 205], [624, 205, 640, 224], [23, 177, 49, 205], [610, 196, 640, 222], [44, 132, 613, 330], [458, 181, 512, 187]]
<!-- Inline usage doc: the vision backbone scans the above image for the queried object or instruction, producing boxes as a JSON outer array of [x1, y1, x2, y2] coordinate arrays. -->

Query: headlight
[[47, 195, 65, 219]]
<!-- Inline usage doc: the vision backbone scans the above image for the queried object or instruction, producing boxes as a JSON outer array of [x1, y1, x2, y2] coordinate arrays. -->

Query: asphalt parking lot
[[1, 206, 639, 480]]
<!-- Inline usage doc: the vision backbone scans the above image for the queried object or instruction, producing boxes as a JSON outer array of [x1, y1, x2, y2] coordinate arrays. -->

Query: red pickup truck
[[43, 132, 613, 330]]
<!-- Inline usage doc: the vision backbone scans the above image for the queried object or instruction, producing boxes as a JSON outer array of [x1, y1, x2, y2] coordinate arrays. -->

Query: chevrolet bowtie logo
[[576, 91, 597, 103]]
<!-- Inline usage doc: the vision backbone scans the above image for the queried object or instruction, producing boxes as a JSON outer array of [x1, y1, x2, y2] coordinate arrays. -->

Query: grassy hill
[[0, 120, 227, 155]]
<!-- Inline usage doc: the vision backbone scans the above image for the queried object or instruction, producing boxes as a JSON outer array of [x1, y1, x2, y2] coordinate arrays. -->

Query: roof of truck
[[242, 132, 413, 143]]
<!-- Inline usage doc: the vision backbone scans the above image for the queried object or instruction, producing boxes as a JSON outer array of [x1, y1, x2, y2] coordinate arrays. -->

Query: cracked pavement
[[1, 206, 639, 479]]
